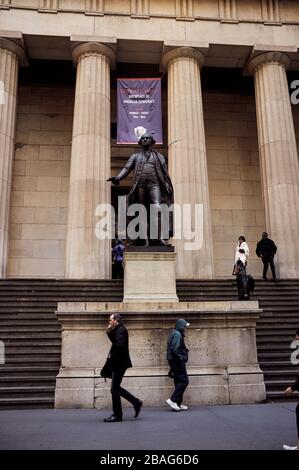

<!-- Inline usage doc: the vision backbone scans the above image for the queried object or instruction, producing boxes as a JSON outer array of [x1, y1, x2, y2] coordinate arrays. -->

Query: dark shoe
[[263, 277, 268, 281], [134, 400, 143, 418], [104, 414, 122, 423]]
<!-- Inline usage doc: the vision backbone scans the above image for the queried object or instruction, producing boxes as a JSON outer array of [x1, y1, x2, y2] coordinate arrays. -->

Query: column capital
[[71, 40, 116, 68], [161, 44, 207, 71], [246, 51, 291, 75], [0, 36, 27, 65]]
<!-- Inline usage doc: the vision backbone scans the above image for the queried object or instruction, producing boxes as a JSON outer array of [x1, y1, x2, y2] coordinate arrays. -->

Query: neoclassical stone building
[[0, 0, 299, 280]]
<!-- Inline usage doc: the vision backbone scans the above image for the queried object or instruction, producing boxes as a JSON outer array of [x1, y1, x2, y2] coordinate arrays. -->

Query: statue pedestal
[[123, 246, 179, 303], [54, 301, 266, 409]]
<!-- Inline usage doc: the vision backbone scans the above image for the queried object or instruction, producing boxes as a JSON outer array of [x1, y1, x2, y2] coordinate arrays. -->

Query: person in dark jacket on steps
[[104, 313, 142, 422], [283, 329, 299, 450], [256, 232, 277, 281], [166, 319, 190, 411]]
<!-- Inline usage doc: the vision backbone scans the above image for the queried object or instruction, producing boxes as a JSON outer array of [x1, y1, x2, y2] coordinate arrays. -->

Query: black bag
[[247, 275, 255, 294], [100, 357, 113, 379]]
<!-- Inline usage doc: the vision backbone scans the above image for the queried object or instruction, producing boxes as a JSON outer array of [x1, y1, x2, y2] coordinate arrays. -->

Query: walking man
[[104, 313, 142, 422], [166, 319, 190, 411], [283, 329, 299, 450], [256, 232, 277, 281]]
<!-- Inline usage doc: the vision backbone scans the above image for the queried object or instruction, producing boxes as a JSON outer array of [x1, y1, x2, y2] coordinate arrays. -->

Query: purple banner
[[117, 78, 163, 144]]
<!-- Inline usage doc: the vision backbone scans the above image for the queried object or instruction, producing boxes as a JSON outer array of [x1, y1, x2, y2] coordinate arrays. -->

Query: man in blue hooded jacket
[[166, 319, 190, 411]]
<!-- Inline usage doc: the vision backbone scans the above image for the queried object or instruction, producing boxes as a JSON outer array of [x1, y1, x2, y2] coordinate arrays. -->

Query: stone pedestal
[[55, 300, 266, 409], [123, 247, 179, 303]]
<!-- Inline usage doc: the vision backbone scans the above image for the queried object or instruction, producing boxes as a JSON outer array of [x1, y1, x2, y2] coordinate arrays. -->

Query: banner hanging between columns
[[117, 78, 163, 144]]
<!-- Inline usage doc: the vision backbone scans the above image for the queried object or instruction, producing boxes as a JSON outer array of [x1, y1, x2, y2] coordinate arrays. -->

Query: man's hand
[[107, 176, 120, 185], [238, 249, 245, 254], [284, 386, 293, 396]]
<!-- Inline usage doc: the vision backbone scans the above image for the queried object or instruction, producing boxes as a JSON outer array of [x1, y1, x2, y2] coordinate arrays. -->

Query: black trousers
[[262, 255, 276, 279], [169, 360, 189, 406], [114, 260, 123, 279], [296, 403, 299, 439], [111, 369, 140, 419]]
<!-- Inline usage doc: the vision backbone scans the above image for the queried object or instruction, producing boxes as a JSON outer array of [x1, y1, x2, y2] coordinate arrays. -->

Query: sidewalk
[[0, 403, 297, 450]]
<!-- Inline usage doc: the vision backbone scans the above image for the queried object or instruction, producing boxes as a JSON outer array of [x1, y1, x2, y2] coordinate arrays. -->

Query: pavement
[[0, 403, 298, 450]]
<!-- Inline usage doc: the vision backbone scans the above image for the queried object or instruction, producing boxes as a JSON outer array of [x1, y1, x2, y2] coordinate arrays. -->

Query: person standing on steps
[[103, 313, 143, 422], [256, 232, 277, 281], [233, 236, 249, 275], [166, 319, 190, 412]]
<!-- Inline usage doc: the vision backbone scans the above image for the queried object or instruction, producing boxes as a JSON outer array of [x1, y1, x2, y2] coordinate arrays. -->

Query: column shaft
[[163, 47, 214, 279], [250, 53, 299, 278], [66, 43, 114, 278], [0, 45, 19, 276]]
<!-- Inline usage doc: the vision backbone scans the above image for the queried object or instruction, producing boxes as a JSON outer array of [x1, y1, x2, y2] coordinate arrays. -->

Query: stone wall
[[7, 85, 73, 277]]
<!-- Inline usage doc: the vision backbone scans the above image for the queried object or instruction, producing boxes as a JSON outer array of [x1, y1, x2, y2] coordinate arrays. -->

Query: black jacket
[[256, 238, 277, 257], [107, 323, 132, 371]]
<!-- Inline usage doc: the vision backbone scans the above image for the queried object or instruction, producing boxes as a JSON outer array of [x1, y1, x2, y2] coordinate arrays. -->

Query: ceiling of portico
[[21, 34, 299, 70]]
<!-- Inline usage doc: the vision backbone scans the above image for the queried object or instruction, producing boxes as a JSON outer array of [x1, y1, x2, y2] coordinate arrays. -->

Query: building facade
[[0, 0, 299, 280]]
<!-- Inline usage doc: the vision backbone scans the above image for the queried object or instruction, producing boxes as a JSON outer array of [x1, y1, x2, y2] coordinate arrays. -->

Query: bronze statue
[[107, 133, 174, 245]]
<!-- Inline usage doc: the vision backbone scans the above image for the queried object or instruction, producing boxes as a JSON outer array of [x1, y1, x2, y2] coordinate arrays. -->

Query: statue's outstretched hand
[[107, 176, 120, 185]]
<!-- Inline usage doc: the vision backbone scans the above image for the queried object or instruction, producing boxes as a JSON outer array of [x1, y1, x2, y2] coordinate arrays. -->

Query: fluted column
[[248, 52, 299, 278], [161, 47, 214, 279], [66, 42, 115, 279], [0, 39, 24, 276]]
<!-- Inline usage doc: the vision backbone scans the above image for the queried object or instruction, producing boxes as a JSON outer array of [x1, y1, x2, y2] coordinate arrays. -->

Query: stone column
[[66, 42, 115, 279], [248, 52, 299, 278], [0, 38, 24, 277], [161, 47, 214, 279]]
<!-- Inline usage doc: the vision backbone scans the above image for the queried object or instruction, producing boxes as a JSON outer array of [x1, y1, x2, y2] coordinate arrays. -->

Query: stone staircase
[[177, 279, 299, 402], [0, 279, 123, 409], [0, 278, 298, 408]]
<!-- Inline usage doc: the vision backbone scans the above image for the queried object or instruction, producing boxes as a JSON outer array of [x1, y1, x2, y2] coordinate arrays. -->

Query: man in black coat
[[104, 313, 142, 422], [256, 232, 277, 281]]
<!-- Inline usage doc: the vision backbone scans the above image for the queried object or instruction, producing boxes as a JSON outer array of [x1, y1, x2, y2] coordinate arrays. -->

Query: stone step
[[0, 397, 54, 409], [263, 370, 299, 377], [4, 359, 60, 365], [259, 361, 295, 369], [3, 341, 61, 347], [0, 366, 59, 376], [256, 328, 299, 334], [0, 321, 60, 326], [0, 386, 55, 397], [0, 377, 56, 386], [0, 335, 61, 342], [256, 336, 295, 343], [266, 392, 299, 401], [5, 344, 61, 356], [265, 379, 299, 388]]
